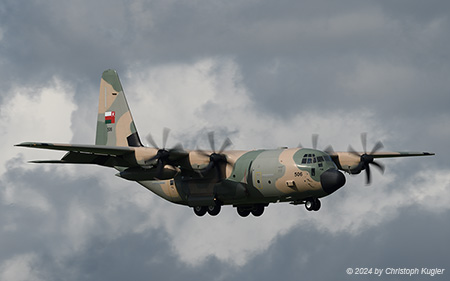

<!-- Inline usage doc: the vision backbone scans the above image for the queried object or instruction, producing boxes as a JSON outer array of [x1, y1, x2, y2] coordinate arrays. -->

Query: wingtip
[[15, 142, 52, 148], [15, 142, 33, 147]]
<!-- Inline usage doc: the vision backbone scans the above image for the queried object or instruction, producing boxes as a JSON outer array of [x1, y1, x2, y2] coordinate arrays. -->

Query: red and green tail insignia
[[105, 111, 115, 124]]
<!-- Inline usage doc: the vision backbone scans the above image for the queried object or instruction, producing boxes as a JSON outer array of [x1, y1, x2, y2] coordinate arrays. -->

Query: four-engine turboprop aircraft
[[16, 69, 435, 217]]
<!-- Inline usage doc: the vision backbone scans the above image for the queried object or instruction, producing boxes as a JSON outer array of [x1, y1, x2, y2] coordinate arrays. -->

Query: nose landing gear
[[304, 198, 321, 211]]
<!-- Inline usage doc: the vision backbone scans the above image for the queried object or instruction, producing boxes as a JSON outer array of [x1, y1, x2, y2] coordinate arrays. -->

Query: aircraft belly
[[138, 180, 184, 204]]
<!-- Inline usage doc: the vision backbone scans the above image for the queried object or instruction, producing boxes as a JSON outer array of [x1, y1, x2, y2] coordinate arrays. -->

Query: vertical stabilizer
[[95, 69, 143, 147]]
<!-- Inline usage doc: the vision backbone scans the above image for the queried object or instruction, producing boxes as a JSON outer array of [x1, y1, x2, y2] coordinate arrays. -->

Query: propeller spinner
[[146, 128, 183, 178], [198, 132, 233, 180], [348, 133, 385, 184]]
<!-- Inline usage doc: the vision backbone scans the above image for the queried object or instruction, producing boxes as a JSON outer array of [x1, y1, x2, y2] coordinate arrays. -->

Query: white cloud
[[0, 253, 45, 281], [125, 58, 251, 142], [0, 78, 76, 175]]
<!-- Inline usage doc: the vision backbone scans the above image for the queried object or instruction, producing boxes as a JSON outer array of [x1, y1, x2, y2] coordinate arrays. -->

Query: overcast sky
[[1, 0, 449, 280]]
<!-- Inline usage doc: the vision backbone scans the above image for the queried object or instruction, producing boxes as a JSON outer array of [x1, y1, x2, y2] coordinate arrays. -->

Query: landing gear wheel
[[237, 207, 251, 217], [251, 205, 265, 217], [305, 198, 321, 211], [207, 204, 221, 216], [193, 206, 207, 216], [313, 199, 321, 211]]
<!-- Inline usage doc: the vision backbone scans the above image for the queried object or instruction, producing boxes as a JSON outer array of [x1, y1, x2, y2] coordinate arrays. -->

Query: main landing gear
[[193, 204, 267, 217], [304, 198, 321, 211], [236, 204, 265, 217], [193, 204, 222, 217]]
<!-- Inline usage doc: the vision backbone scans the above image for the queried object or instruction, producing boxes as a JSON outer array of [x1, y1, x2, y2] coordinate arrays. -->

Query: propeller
[[146, 127, 183, 178], [298, 133, 335, 154], [348, 133, 385, 185], [198, 131, 233, 180]]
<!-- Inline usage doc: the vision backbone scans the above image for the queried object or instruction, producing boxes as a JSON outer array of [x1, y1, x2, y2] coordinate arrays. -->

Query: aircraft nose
[[320, 168, 346, 194]]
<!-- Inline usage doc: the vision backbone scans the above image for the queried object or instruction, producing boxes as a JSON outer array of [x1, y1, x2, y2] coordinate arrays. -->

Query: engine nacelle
[[117, 166, 177, 181]]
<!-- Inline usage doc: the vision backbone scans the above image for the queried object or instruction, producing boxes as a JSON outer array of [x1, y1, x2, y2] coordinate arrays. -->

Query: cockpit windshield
[[301, 153, 332, 164]]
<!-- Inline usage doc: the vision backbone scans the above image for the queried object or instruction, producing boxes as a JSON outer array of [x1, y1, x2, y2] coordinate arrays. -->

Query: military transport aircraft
[[16, 69, 435, 217]]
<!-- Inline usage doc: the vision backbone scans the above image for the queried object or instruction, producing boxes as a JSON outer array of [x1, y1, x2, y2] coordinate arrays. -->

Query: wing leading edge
[[15, 142, 138, 167], [328, 151, 435, 172]]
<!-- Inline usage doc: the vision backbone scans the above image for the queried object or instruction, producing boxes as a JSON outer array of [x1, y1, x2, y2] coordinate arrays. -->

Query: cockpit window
[[301, 154, 318, 165], [300, 153, 333, 165]]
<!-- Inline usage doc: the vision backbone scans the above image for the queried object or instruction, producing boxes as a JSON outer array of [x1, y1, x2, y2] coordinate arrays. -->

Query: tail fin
[[95, 69, 143, 147]]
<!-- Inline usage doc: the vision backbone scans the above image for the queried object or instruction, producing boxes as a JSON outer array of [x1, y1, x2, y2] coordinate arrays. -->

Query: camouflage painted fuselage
[[137, 147, 343, 207]]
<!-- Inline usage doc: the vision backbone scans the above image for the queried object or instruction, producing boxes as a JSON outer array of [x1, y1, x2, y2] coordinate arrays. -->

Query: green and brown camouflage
[[96, 69, 142, 147], [16, 69, 435, 217]]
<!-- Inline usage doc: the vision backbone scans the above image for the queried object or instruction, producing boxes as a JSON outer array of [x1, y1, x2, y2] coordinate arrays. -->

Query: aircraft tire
[[313, 199, 321, 211], [237, 207, 251, 217], [193, 206, 207, 216], [305, 199, 314, 211], [207, 204, 221, 216], [251, 205, 265, 217], [305, 198, 321, 211]]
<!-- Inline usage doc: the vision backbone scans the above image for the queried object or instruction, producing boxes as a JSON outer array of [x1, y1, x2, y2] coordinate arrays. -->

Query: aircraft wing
[[329, 151, 435, 159], [328, 151, 435, 171], [15, 142, 138, 167]]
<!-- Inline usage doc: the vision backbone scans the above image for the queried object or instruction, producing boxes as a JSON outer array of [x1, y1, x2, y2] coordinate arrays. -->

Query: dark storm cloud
[[2, 0, 448, 118]]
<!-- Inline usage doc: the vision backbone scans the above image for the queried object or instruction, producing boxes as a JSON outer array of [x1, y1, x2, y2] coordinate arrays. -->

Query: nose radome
[[320, 169, 346, 194]]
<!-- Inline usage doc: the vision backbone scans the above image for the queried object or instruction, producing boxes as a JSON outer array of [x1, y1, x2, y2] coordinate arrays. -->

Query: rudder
[[95, 69, 143, 147]]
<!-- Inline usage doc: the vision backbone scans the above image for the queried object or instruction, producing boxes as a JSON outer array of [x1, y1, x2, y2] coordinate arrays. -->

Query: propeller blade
[[156, 160, 165, 179], [197, 132, 233, 181], [197, 148, 210, 158], [371, 161, 385, 174], [162, 127, 170, 149], [147, 154, 159, 163], [365, 164, 371, 185], [361, 132, 367, 154], [218, 137, 232, 154], [348, 145, 360, 157], [170, 143, 184, 152], [208, 132, 216, 152], [312, 134, 319, 150], [370, 141, 384, 155], [324, 145, 335, 155], [146, 133, 159, 149]]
